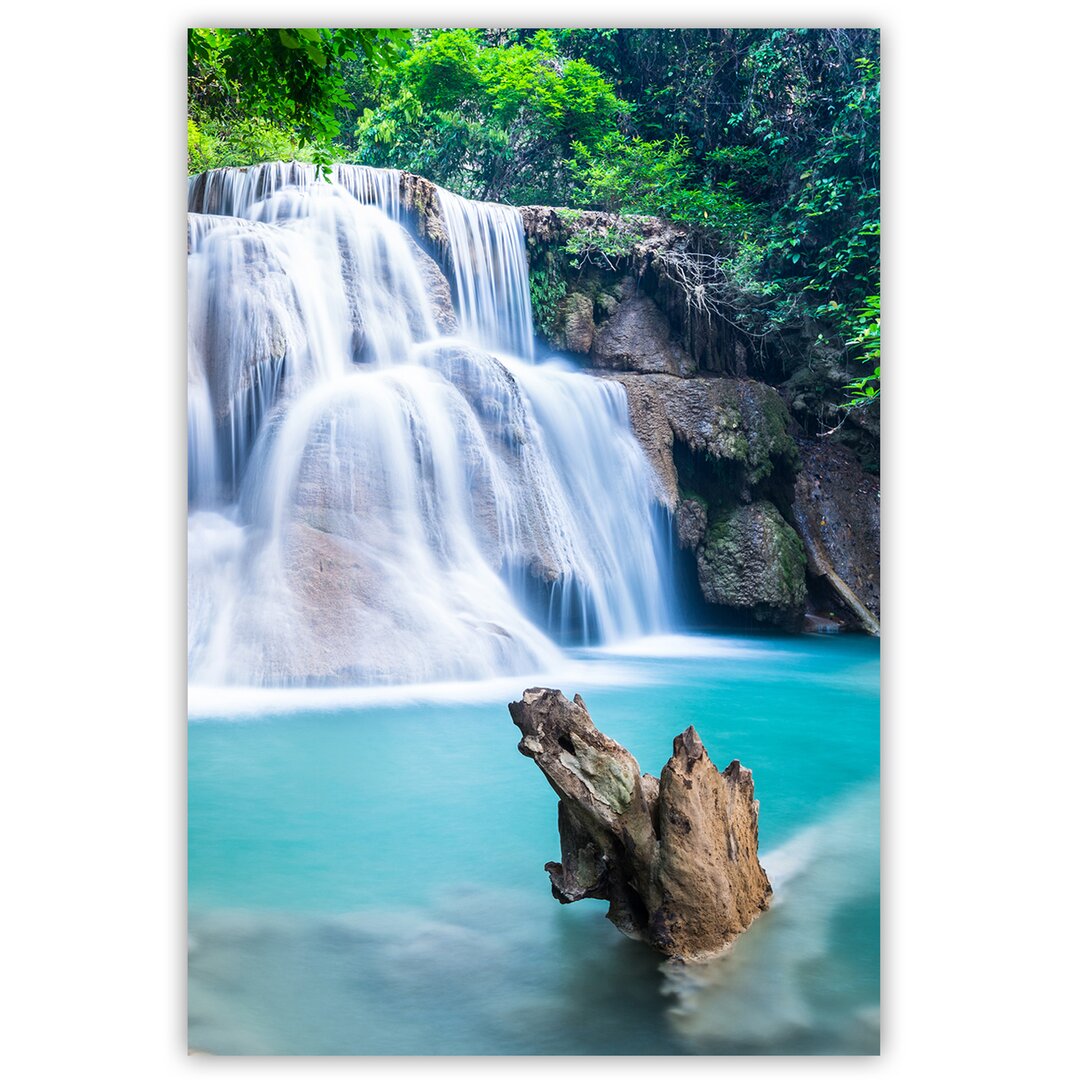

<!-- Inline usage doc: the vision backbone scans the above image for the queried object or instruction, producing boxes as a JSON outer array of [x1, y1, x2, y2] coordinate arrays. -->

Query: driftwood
[[509, 688, 771, 961]]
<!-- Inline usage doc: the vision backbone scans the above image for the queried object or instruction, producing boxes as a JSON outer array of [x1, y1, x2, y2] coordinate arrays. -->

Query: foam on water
[[187, 657, 652, 720], [584, 633, 778, 660], [661, 781, 880, 1052]]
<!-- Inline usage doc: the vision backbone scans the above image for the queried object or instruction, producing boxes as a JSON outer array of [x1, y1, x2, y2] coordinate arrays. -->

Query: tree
[[187, 28, 409, 175], [345, 29, 627, 203]]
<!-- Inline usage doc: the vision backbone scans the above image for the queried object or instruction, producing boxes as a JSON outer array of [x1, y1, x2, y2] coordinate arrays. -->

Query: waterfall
[[188, 161, 402, 220], [188, 163, 674, 687], [436, 188, 534, 358]]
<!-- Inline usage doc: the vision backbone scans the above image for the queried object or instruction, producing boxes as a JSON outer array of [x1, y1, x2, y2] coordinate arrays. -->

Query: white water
[[436, 187, 535, 358], [187, 164, 674, 687]]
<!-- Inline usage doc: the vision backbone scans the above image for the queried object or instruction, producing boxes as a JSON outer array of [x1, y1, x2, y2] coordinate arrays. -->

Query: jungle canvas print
[[187, 27, 880, 1055]]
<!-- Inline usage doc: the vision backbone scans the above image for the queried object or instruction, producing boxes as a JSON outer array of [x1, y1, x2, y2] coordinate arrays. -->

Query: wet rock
[[399, 172, 447, 245], [604, 373, 800, 508], [675, 498, 708, 550], [792, 440, 880, 632], [552, 291, 595, 354], [510, 688, 771, 961], [403, 234, 458, 336], [697, 501, 808, 629], [591, 295, 695, 376], [195, 230, 299, 422]]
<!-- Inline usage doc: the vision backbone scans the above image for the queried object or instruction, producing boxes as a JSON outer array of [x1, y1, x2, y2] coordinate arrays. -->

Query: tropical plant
[[345, 29, 627, 203], [188, 28, 409, 175]]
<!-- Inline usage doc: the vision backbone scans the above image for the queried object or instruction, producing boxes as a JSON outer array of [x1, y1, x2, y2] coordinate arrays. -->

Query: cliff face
[[509, 688, 772, 961], [792, 440, 880, 633], [520, 205, 880, 633]]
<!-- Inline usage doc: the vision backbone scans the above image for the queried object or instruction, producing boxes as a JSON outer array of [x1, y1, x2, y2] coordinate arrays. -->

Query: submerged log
[[509, 688, 771, 961]]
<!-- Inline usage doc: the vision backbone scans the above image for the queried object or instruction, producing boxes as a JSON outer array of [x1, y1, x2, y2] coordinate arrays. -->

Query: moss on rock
[[552, 291, 595, 354], [696, 501, 807, 628]]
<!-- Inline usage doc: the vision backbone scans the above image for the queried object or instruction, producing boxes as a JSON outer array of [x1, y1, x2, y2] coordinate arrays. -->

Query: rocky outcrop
[[675, 497, 708, 550], [697, 502, 808, 629], [399, 171, 447, 246], [519, 205, 761, 378], [591, 295, 695, 376], [521, 199, 877, 634], [605, 373, 800, 508], [780, 352, 881, 473], [601, 372, 808, 627], [519, 206, 683, 256], [792, 440, 880, 633], [510, 688, 771, 961]]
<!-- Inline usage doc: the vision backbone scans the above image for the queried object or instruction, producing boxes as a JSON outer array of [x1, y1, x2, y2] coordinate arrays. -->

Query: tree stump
[[509, 688, 771, 960]]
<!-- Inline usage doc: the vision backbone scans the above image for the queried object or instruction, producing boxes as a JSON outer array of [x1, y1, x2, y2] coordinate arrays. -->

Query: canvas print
[[187, 27, 880, 1055]]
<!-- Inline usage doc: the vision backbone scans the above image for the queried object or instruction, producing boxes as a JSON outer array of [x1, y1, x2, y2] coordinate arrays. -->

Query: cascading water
[[187, 162, 675, 686], [436, 188, 534, 358]]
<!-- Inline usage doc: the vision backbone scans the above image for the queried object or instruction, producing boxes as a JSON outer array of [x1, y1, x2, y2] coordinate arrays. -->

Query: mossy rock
[[696, 500, 807, 628], [552, 291, 595, 354]]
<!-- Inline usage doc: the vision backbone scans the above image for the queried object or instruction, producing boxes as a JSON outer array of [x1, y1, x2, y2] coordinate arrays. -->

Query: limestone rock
[[519, 206, 683, 255], [779, 347, 880, 471], [510, 688, 771, 961], [591, 295, 695, 376], [399, 172, 447, 245], [696, 501, 808, 628], [194, 228, 303, 422]]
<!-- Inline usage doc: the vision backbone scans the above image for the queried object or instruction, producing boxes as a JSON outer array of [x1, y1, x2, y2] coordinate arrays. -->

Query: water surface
[[189, 633, 879, 1055]]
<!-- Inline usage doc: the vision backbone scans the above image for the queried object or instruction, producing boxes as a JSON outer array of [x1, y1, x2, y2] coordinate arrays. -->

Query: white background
[[1, 2, 1075, 1074]]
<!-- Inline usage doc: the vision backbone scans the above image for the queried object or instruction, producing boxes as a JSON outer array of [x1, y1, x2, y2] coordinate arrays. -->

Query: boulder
[[510, 688, 771, 961], [697, 501, 808, 629]]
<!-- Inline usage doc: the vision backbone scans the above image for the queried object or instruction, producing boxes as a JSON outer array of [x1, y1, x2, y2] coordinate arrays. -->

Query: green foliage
[[568, 132, 764, 232], [561, 217, 646, 272], [528, 265, 568, 341], [346, 29, 627, 202], [840, 295, 880, 408], [705, 145, 771, 199], [187, 26, 881, 418], [188, 28, 408, 175], [768, 53, 880, 399], [546, 28, 880, 398], [187, 114, 315, 173]]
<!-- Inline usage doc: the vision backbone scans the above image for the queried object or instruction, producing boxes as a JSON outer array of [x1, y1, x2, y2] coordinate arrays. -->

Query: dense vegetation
[[187, 28, 879, 413]]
